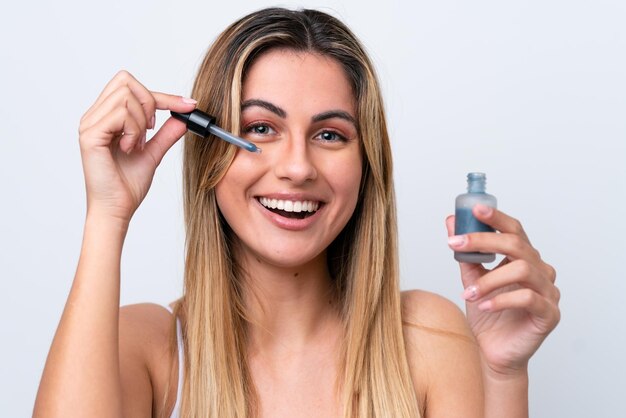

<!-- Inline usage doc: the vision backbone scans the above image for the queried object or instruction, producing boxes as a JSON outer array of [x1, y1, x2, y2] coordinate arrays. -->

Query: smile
[[257, 197, 321, 219]]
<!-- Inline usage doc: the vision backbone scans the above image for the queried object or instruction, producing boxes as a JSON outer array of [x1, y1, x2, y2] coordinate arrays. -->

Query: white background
[[1, 0, 624, 416]]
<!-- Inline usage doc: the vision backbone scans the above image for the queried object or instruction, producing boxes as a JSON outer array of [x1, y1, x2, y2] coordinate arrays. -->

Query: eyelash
[[243, 122, 349, 143], [244, 122, 276, 136], [317, 130, 348, 143]]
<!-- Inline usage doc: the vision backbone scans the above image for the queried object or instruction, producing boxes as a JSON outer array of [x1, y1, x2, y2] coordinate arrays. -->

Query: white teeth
[[258, 197, 320, 213]]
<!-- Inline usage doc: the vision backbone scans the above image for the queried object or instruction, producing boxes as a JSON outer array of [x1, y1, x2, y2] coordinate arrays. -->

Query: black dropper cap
[[170, 109, 216, 138]]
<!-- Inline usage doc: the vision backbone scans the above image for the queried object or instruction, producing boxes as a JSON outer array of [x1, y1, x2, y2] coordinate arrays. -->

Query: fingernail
[[150, 114, 155, 129], [475, 204, 493, 216], [181, 97, 197, 105], [448, 235, 467, 248], [462, 285, 479, 301], [478, 300, 493, 311]]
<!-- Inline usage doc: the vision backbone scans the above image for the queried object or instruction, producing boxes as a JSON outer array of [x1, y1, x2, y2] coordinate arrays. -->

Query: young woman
[[34, 8, 560, 418]]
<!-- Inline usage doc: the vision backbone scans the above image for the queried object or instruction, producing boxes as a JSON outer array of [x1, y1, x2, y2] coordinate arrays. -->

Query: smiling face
[[215, 49, 362, 269]]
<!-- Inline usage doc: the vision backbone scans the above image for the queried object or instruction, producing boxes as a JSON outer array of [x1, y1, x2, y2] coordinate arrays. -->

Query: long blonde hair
[[166, 8, 420, 417]]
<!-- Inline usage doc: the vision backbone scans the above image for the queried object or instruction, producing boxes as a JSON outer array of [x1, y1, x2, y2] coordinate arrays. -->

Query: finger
[[112, 109, 143, 154], [461, 259, 559, 302], [446, 215, 487, 284], [151, 91, 198, 112], [82, 70, 156, 128], [143, 117, 188, 165], [445, 215, 455, 237], [80, 85, 150, 135], [478, 288, 561, 330], [472, 205, 530, 241], [449, 231, 540, 262], [545, 263, 557, 284], [80, 107, 142, 154]]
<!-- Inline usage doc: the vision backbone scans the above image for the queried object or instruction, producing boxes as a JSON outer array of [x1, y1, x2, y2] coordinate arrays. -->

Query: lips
[[257, 196, 322, 219]]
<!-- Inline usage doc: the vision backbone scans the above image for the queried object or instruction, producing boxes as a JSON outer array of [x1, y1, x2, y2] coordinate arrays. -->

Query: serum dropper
[[454, 173, 497, 264]]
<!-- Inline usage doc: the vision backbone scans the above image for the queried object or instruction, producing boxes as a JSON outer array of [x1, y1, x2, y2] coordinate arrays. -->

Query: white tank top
[[163, 305, 184, 418]]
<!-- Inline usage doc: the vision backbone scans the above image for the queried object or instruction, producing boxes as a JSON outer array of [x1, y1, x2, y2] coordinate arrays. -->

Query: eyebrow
[[241, 99, 286, 118], [241, 98, 357, 127], [312, 110, 356, 126]]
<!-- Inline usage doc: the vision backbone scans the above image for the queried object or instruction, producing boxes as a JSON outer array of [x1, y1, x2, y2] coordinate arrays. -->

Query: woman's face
[[215, 49, 362, 269]]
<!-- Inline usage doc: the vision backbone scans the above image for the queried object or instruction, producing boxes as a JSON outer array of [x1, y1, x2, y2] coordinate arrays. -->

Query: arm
[[33, 70, 196, 417], [33, 215, 129, 417], [446, 205, 561, 418]]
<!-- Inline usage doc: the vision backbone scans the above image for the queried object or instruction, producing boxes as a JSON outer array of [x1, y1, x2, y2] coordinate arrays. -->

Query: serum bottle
[[454, 172, 497, 263]]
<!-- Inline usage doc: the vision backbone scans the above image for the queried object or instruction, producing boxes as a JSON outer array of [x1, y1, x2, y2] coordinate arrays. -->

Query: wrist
[[82, 212, 131, 252], [85, 210, 131, 234], [79, 212, 129, 265], [482, 361, 529, 384], [482, 361, 529, 418]]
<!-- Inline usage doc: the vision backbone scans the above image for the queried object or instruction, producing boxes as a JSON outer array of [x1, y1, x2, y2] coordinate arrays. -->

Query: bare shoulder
[[401, 290, 484, 417], [119, 303, 174, 346], [401, 290, 460, 322], [401, 289, 472, 337], [119, 303, 178, 418]]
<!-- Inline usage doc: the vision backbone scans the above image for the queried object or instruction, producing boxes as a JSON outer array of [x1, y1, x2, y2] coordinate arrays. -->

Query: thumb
[[445, 215, 486, 285], [145, 117, 188, 165]]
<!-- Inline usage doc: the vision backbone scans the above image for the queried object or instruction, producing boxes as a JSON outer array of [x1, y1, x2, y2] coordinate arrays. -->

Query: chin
[[248, 244, 327, 270]]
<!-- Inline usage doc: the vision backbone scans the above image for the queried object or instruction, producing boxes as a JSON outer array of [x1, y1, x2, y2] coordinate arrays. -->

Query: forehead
[[242, 49, 356, 114]]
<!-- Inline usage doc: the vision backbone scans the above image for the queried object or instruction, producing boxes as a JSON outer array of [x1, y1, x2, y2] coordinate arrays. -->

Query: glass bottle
[[454, 172, 497, 263]]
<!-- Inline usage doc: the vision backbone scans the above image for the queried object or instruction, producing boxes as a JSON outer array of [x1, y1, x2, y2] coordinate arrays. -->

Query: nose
[[273, 136, 317, 185]]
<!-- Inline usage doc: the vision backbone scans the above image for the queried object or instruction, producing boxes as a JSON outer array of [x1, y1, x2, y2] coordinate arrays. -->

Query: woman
[[34, 8, 560, 418]]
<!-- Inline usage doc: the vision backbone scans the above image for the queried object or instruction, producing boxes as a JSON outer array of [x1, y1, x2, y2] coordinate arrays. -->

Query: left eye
[[317, 131, 347, 142]]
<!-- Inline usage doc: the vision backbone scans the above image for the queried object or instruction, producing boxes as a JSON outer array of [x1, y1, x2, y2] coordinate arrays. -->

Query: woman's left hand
[[446, 205, 560, 378]]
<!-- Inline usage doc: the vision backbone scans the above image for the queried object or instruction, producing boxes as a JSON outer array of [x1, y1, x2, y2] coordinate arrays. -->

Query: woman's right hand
[[78, 70, 197, 224]]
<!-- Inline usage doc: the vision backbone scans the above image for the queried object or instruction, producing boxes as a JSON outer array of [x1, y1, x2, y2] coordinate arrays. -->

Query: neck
[[235, 246, 341, 356]]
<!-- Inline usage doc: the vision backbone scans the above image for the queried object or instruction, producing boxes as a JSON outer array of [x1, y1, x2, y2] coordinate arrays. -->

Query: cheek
[[214, 179, 232, 217], [328, 151, 363, 213], [214, 183, 234, 234], [215, 156, 254, 221]]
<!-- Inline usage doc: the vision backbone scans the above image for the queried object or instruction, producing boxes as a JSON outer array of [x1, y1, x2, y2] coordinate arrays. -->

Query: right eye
[[244, 123, 275, 136]]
